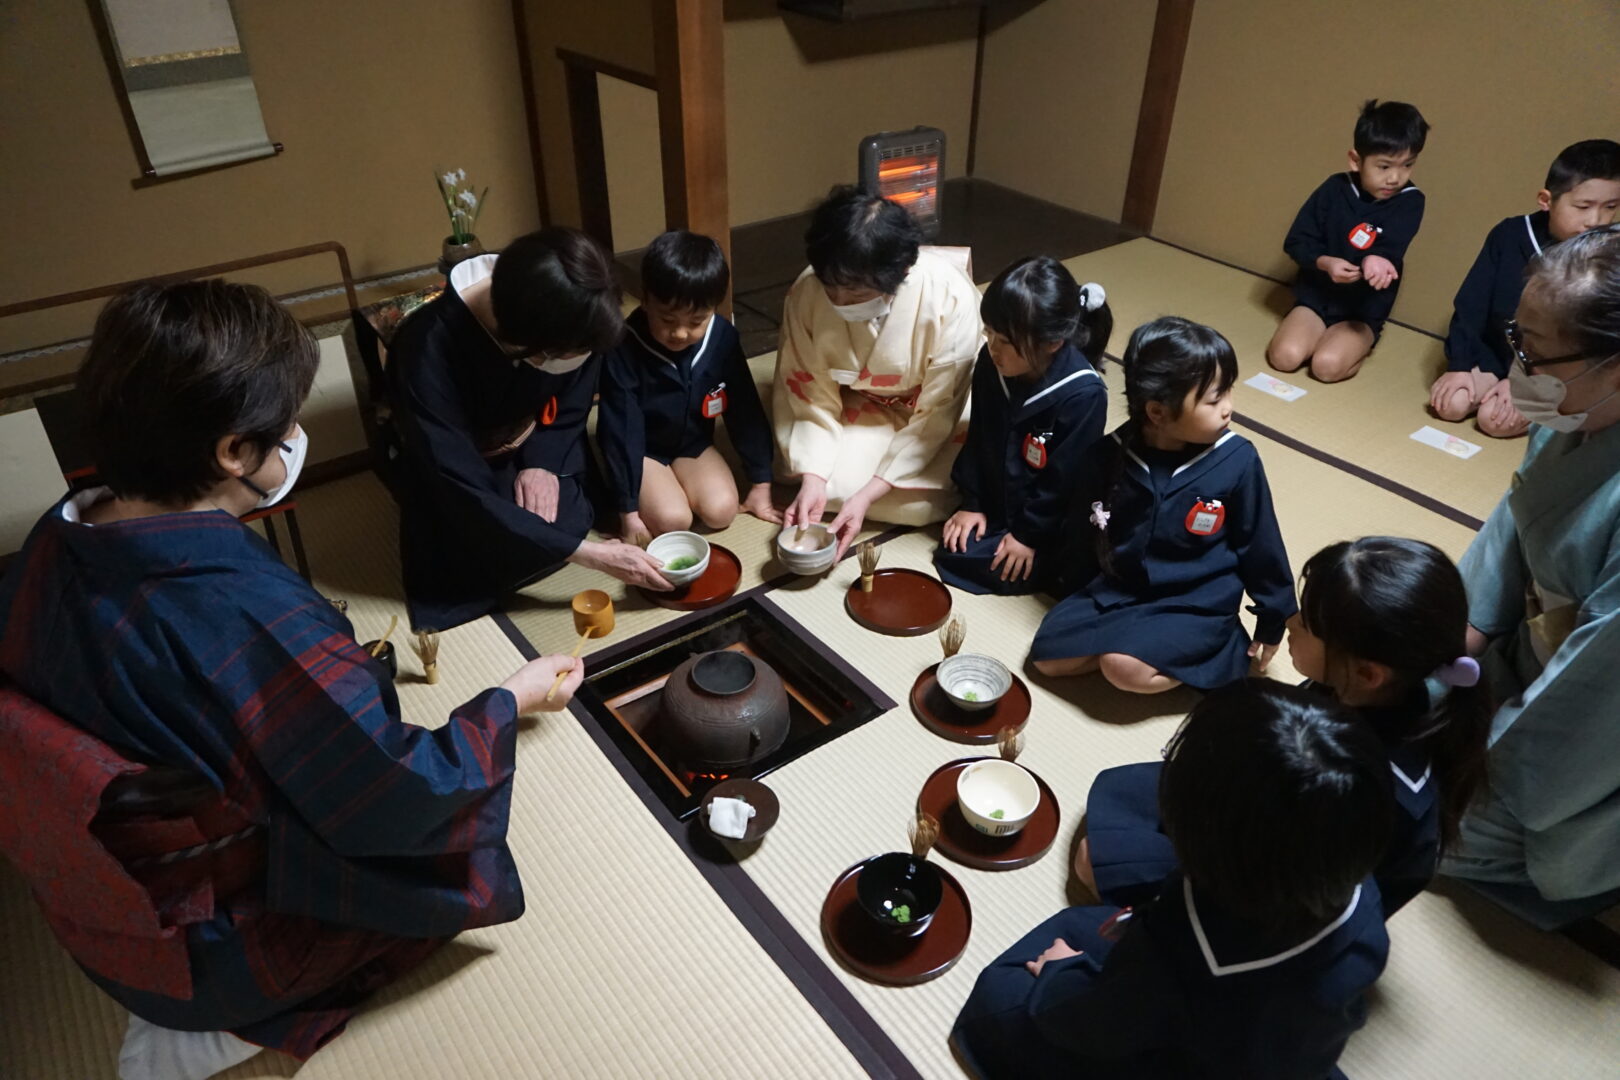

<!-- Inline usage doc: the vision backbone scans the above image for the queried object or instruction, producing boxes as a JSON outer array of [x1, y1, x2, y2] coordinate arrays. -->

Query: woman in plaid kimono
[[0, 281, 580, 1079]]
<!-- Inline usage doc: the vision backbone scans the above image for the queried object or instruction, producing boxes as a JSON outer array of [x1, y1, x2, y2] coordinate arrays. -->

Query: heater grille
[[859, 126, 945, 236]]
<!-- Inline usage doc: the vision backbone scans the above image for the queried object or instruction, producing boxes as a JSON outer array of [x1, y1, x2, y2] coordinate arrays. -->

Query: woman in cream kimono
[[773, 188, 983, 556], [1442, 225, 1620, 910]]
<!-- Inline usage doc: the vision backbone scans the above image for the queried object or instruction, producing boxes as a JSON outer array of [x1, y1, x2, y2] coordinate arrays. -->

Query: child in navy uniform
[[1429, 139, 1620, 438], [598, 231, 779, 544], [1082, 537, 1492, 919], [952, 681, 1395, 1080], [936, 257, 1112, 594], [1267, 100, 1429, 384], [1030, 317, 1296, 694]]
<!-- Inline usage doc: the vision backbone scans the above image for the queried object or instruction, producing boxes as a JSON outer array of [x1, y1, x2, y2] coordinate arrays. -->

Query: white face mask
[[1509, 354, 1620, 433], [831, 295, 892, 323], [242, 426, 308, 509], [521, 351, 592, 375]]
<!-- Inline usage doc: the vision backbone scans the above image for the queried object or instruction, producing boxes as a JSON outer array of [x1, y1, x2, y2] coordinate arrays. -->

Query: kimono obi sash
[[1526, 579, 1578, 666], [0, 684, 260, 1000], [829, 368, 922, 414]]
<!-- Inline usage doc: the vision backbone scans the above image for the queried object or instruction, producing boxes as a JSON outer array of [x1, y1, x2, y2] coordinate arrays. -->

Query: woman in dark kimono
[[387, 227, 669, 632], [0, 282, 581, 1080]]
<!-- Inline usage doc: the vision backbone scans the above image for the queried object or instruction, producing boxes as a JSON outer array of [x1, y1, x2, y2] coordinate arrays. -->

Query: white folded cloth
[[120, 1014, 261, 1080], [707, 796, 756, 840]]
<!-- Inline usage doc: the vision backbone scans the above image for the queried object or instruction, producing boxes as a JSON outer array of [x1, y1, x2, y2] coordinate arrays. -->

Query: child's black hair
[[1118, 316, 1237, 425], [1093, 317, 1238, 572], [491, 227, 623, 354], [641, 230, 731, 312], [1159, 679, 1395, 934], [1299, 538, 1491, 853], [1353, 99, 1429, 159], [1545, 139, 1620, 199], [805, 185, 923, 296], [980, 256, 1113, 375]]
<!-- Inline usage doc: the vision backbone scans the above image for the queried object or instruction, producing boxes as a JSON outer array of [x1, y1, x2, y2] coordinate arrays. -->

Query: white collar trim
[[449, 253, 498, 295], [60, 486, 113, 526], [1185, 878, 1362, 977], [626, 318, 714, 370], [1024, 367, 1098, 407], [1391, 761, 1432, 793], [1172, 429, 1236, 476], [1523, 215, 1543, 256]]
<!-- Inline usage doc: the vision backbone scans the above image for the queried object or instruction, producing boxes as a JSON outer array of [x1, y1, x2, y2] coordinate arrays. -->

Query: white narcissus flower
[[441, 171, 457, 187], [456, 168, 466, 182], [458, 190, 478, 208]]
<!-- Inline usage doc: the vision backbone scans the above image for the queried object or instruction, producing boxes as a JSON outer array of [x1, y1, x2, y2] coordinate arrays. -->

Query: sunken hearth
[[573, 595, 894, 819]]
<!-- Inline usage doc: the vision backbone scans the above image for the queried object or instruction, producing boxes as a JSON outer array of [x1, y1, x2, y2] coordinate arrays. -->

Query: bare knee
[[693, 497, 738, 531], [640, 501, 693, 535], [1034, 656, 1098, 678], [1433, 391, 1475, 423], [1098, 653, 1180, 695], [1310, 351, 1363, 383], [1267, 338, 1310, 373]]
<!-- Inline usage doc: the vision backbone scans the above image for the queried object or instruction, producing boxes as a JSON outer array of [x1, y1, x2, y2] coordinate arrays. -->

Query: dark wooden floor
[[617, 177, 1140, 357]]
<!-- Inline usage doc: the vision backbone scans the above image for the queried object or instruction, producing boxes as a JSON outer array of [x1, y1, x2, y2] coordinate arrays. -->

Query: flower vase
[[438, 235, 485, 275]]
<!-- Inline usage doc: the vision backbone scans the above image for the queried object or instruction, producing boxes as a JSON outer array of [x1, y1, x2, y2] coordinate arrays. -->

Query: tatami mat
[[0, 473, 865, 1080], [1061, 238, 1523, 525]]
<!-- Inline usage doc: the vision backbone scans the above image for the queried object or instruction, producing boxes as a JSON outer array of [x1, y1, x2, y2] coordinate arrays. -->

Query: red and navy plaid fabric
[[0, 497, 525, 1058]]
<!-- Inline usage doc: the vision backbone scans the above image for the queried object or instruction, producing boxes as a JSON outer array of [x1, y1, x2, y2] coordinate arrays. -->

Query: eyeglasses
[[1504, 319, 1587, 375]]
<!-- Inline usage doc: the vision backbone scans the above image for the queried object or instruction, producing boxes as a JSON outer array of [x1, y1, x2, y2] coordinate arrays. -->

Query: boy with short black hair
[[598, 230, 779, 544], [1267, 100, 1430, 383], [1429, 138, 1620, 437]]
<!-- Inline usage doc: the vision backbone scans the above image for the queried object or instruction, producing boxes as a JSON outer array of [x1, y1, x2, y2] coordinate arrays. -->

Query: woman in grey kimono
[[1443, 224, 1620, 910]]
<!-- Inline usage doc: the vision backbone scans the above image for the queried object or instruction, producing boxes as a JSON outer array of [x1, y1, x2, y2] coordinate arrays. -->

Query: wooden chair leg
[[284, 507, 311, 580]]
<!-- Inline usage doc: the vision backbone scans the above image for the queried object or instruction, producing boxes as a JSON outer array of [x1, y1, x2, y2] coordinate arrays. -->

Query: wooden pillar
[[510, 0, 552, 227], [563, 60, 614, 252], [1122, 0, 1195, 233], [653, 0, 731, 313]]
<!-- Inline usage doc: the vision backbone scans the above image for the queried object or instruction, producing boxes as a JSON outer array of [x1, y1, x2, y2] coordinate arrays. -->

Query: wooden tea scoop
[[545, 590, 615, 702], [368, 615, 399, 658], [857, 541, 880, 593], [938, 613, 966, 659]]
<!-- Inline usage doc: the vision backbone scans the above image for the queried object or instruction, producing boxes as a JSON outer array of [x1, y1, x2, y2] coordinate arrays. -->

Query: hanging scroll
[[92, 0, 280, 179]]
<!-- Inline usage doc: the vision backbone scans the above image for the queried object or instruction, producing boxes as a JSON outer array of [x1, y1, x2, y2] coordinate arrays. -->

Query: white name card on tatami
[[1243, 373, 1307, 402], [1409, 425, 1483, 460]]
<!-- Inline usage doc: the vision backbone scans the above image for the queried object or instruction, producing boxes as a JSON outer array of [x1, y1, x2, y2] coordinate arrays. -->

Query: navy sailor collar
[[1114, 424, 1243, 494], [997, 343, 1100, 422], [1343, 171, 1421, 205], [624, 307, 716, 371]]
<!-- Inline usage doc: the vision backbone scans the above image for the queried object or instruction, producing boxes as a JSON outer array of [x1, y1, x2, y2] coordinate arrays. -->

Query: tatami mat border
[[489, 601, 923, 1080], [1232, 412, 1486, 531]]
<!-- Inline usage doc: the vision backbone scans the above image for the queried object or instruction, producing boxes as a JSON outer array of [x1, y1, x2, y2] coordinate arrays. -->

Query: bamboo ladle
[[545, 590, 615, 702]]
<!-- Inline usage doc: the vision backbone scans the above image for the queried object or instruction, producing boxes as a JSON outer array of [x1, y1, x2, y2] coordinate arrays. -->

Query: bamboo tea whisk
[[910, 811, 940, 859], [857, 541, 880, 593], [939, 613, 966, 659], [997, 724, 1025, 763], [415, 631, 441, 685]]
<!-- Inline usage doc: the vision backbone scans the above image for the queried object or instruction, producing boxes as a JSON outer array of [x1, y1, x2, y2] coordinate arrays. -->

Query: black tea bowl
[[856, 852, 943, 936], [363, 640, 398, 680]]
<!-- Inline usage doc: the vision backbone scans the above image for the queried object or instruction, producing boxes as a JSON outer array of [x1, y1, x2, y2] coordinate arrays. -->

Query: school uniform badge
[[1022, 433, 1049, 470], [702, 383, 728, 418], [1185, 498, 1225, 536], [1347, 222, 1381, 251]]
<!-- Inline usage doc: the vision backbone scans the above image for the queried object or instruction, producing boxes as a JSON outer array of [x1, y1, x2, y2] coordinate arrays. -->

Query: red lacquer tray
[[917, 758, 1060, 871], [910, 664, 1032, 744], [820, 859, 971, 986], [640, 544, 742, 611], [845, 568, 952, 636]]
